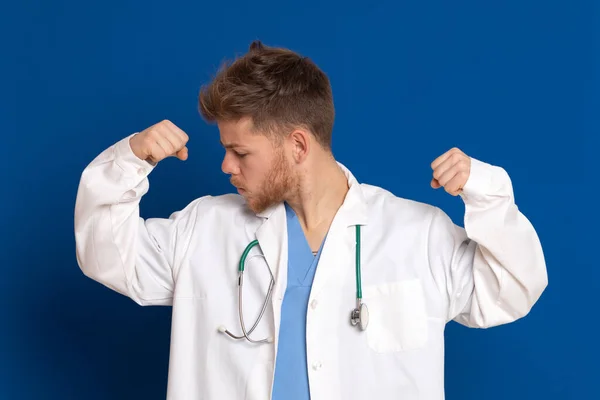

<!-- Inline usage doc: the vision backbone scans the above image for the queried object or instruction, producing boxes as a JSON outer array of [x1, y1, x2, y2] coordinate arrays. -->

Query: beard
[[236, 148, 298, 214]]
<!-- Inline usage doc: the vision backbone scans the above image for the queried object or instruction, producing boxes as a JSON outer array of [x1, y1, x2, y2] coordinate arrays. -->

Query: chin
[[245, 197, 272, 215], [246, 202, 261, 214]]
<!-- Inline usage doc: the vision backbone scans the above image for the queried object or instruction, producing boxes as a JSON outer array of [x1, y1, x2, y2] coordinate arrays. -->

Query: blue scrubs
[[271, 203, 326, 400]]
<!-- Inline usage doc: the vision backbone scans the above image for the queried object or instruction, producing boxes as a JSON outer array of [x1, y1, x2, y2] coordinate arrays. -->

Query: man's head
[[198, 40, 335, 213]]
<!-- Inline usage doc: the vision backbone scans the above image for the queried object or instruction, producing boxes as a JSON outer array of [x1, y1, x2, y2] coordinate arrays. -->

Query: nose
[[221, 151, 240, 175]]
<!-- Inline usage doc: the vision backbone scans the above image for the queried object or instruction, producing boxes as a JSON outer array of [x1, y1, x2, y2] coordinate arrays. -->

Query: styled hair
[[198, 40, 335, 149]]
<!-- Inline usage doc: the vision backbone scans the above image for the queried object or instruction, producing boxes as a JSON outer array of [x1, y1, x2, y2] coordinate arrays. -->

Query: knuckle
[[142, 134, 155, 146], [167, 119, 179, 131], [146, 128, 158, 139]]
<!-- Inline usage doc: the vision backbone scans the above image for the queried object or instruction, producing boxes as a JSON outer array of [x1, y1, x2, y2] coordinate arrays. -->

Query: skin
[[130, 118, 472, 252], [430, 147, 472, 196], [219, 117, 349, 252]]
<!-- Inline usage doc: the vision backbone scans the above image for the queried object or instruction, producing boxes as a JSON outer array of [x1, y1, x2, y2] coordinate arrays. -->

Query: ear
[[288, 129, 311, 163]]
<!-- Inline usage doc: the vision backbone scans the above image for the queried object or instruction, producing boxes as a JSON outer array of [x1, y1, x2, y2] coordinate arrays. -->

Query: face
[[219, 117, 298, 214]]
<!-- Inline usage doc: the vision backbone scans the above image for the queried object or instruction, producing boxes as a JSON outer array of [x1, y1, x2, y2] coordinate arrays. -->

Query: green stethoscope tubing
[[239, 239, 259, 273], [355, 225, 362, 300], [239, 228, 363, 300], [222, 225, 367, 344]]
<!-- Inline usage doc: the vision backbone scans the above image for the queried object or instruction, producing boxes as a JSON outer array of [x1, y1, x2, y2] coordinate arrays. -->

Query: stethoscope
[[218, 225, 368, 344]]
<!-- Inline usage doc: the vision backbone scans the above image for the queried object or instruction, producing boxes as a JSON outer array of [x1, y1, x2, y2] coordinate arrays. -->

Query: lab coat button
[[137, 168, 145, 176], [310, 299, 318, 309]]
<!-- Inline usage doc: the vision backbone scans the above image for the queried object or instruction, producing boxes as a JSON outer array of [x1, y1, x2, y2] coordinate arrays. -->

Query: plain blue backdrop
[[2, 0, 598, 399]]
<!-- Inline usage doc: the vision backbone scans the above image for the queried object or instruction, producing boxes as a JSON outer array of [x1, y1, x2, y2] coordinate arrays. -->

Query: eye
[[235, 151, 248, 158]]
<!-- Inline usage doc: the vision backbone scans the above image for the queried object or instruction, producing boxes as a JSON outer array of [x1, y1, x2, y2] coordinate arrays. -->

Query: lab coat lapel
[[254, 203, 288, 344], [250, 162, 367, 337], [309, 163, 368, 301]]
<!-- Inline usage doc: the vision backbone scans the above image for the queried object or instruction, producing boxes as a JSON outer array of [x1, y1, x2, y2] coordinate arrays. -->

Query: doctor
[[74, 40, 548, 400]]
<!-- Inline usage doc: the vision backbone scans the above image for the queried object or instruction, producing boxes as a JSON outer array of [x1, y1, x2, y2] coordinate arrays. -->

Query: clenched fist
[[130, 120, 189, 163], [430, 147, 471, 196]]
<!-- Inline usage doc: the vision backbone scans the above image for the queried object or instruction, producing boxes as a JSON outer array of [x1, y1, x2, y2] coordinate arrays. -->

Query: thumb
[[175, 146, 188, 161], [430, 178, 441, 189]]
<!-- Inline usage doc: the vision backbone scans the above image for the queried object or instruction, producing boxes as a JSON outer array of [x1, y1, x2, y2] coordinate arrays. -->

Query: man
[[74, 40, 548, 399]]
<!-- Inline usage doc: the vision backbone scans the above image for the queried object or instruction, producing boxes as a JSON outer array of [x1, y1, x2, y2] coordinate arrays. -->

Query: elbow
[[460, 260, 548, 329], [74, 220, 98, 279], [503, 262, 549, 322], [529, 263, 548, 306], [75, 243, 102, 283], [524, 249, 549, 307]]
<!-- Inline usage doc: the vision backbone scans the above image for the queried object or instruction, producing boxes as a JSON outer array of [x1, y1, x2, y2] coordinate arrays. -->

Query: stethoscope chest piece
[[350, 302, 369, 331]]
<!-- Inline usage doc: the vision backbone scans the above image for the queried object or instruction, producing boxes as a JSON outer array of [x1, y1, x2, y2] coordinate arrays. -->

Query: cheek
[[241, 153, 278, 188], [238, 161, 259, 188], [241, 158, 265, 177]]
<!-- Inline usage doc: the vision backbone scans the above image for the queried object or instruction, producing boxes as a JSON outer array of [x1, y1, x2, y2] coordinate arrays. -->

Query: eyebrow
[[219, 139, 245, 149]]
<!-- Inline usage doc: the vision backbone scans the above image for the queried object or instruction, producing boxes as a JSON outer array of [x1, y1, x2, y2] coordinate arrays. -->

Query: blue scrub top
[[271, 203, 326, 400]]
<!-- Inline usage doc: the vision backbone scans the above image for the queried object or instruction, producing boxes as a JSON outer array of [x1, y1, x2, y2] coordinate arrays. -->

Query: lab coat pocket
[[363, 279, 428, 353]]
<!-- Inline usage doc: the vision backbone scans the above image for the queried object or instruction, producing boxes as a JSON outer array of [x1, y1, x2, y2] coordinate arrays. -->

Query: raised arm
[[427, 148, 548, 328], [74, 120, 195, 306]]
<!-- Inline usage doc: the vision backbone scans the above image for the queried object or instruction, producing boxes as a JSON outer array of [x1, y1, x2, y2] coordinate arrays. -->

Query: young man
[[74, 40, 547, 400]]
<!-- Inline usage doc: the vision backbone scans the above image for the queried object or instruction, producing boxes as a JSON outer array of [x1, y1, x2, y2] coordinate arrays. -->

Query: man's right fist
[[130, 120, 189, 163]]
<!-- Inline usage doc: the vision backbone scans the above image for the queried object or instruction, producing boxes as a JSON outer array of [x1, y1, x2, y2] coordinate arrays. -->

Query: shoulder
[[358, 182, 453, 237], [178, 193, 255, 220], [360, 183, 439, 218], [165, 193, 259, 242], [355, 183, 460, 265]]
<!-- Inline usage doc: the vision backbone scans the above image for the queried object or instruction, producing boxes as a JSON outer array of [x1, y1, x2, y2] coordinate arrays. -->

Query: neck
[[285, 155, 349, 232]]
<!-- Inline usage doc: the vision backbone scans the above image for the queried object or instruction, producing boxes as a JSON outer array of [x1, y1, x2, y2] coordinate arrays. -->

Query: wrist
[[129, 134, 146, 161]]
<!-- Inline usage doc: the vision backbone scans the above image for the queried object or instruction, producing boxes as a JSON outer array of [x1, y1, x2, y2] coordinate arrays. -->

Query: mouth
[[231, 180, 244, 193]]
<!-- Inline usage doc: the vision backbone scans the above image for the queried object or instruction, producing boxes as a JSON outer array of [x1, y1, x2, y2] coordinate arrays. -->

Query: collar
[[255, 161, 368, 227]]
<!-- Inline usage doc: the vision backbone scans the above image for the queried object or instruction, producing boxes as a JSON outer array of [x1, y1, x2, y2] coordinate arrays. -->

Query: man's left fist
[[430, 147, 471, 196]]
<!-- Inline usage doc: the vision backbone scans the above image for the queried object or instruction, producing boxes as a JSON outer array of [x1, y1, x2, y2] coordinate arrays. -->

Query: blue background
[[2, 0, 597, 398]]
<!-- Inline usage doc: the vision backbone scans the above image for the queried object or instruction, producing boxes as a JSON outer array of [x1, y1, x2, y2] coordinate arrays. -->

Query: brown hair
[[198, 40, 335, 149]]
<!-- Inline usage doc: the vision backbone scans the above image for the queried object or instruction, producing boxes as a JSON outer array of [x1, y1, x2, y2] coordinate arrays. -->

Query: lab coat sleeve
[[74, 134, 200, 306], [427, 157, 548, 328]]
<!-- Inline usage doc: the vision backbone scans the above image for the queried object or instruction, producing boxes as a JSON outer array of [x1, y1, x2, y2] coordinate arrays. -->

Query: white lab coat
[[74, 134, 548, 400]]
